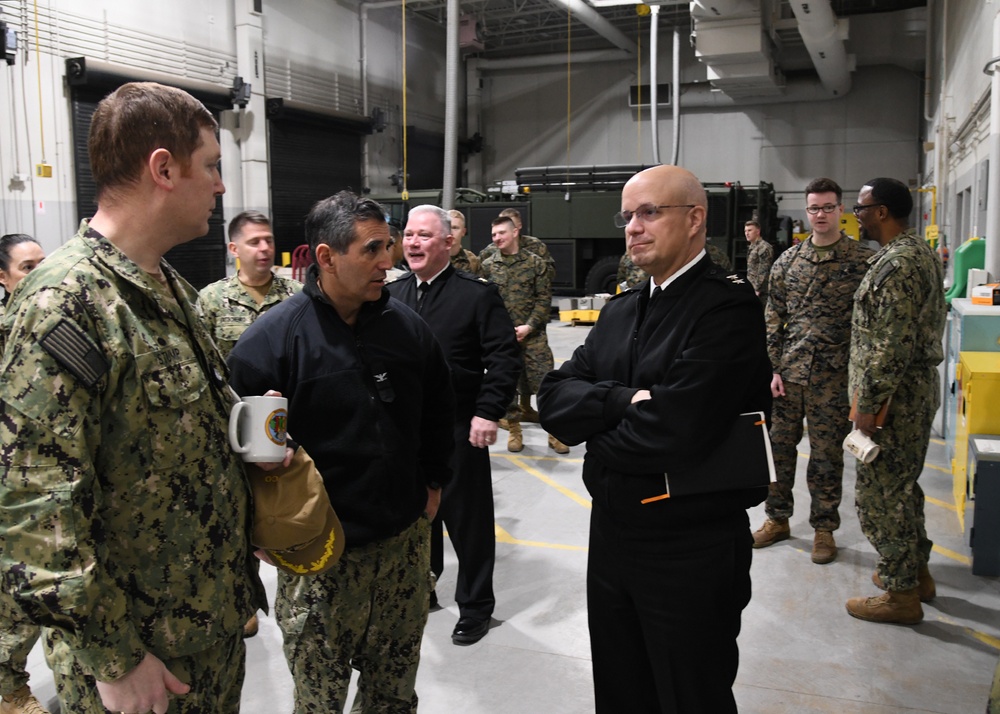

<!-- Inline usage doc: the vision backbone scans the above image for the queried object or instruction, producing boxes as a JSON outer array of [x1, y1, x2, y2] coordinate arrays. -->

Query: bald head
[[620, 165, 708, 284]]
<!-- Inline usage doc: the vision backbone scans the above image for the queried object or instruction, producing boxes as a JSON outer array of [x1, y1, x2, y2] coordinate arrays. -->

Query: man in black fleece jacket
[[228, 191, 455, 713], [539, 165, 771, 714]]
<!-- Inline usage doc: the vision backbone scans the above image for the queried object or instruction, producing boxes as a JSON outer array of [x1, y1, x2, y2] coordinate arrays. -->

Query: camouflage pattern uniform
[[617, 253, 646, 290], [764, 233, 874, 530], [747, 239, 775, 302], [849, 231, 945, 592], [198, 271, 301, 359], [480, 234, 556, 283], [0, 221, 264, 713], [0, 302, 42, 701], [706, 243, 733, 272], [480, 249, 553, 415], [618, 246, 731, 292], [450, 248, 481, 276], [276, 516, 431, 713]]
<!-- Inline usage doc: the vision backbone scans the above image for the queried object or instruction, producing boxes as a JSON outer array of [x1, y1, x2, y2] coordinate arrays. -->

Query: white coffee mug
[[843, 428, 881, 464], [229, 395, 288, 463]]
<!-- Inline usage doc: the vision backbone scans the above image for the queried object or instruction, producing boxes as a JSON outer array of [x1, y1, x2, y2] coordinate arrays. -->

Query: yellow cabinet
[[953, 352, 1000, 529]]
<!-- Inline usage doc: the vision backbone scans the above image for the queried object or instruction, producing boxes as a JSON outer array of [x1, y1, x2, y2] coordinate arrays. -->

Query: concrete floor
[[21, 319, 1000, 713]]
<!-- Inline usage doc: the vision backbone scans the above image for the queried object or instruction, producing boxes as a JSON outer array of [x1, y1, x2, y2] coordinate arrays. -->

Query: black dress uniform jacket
[[227, 264, 455, 547], [539, 255, 772, 529], [387, 265, 521, 419]]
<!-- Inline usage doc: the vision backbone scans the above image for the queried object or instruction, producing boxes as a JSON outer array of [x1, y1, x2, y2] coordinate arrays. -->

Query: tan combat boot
[[751, 518, 790, 548], [872, 564, 936, 602], [498, 418, 511, 431], [812, 530, 837, 564], [507, 421, 523, 452], [846, 588, 923, 624], [0, 685, 50, 714], [548, 434, 569, 454], [520, 394, 540, 423]]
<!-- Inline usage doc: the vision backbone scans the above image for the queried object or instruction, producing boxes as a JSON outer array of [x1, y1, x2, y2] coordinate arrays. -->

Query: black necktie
[[417, 281, 430, 311]]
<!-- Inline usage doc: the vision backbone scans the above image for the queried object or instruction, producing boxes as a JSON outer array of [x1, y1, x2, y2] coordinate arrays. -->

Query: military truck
[[374, 164, 784, 295]]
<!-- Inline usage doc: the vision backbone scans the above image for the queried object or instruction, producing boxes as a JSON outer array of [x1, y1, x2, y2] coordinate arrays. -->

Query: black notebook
[[640, 411, 775, 503]]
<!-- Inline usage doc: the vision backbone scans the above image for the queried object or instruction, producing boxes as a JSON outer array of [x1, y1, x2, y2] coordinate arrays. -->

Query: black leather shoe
[[429, 590, 441, 611], [451, 616, 489, 645]]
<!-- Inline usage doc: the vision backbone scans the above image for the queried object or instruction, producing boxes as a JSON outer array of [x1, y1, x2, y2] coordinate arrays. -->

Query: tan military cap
[[246, 447, 345, 576]]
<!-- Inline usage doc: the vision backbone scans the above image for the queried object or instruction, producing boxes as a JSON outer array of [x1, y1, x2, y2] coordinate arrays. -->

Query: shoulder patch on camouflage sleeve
[[873, 259, 900, 290], [40, 319, 110, 389]]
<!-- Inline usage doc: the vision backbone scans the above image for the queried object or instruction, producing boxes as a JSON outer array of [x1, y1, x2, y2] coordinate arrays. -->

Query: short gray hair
[[407, 204, 451, 237]]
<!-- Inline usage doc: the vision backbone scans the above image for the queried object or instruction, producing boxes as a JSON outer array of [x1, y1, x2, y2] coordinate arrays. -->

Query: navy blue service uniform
[[388, 265, 520, 621], [539, 255, 771, 714]]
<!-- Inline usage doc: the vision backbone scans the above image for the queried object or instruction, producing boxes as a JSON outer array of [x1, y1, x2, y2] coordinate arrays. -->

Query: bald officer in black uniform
[[539, 165, 770, 713], [387, 204, 521, 645]]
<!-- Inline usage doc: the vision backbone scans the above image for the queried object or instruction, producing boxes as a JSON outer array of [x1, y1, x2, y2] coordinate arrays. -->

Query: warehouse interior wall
[[1, 0, 999, 286]]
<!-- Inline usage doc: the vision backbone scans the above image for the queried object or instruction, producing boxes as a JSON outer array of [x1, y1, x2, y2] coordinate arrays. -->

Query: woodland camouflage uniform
[[764, 233, 875, 531]]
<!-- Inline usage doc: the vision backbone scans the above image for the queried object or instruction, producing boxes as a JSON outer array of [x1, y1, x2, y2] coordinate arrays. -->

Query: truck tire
[[584, 255, 621, 295]]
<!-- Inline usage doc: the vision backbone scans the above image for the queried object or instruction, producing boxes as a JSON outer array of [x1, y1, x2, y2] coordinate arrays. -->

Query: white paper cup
[[843, 428, 880, 464]]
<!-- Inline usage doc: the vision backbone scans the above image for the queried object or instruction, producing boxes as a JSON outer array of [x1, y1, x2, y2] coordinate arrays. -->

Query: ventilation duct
[[691, 0, 785, 98]]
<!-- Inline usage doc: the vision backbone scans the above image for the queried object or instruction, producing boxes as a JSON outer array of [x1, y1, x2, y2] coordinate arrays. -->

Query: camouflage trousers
[[854, 391, 935, 593], [507, 331, 554, 420], [765, 376, 851, 530], [44, 628, 245, 713], [276, 515, 432, 714], [0, 590, 39, 696]]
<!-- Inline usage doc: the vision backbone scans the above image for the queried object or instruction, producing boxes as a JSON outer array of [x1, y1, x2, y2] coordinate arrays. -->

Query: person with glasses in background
[[752, 178, 874, 565], [539, 165, 771, 714], [846, 177, 945, 624]]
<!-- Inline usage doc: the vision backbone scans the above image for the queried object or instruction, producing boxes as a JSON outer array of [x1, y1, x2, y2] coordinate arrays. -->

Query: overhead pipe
[[788, 0, 852, 96], [670, 25, 680, 166], [550, 0, 638, 54], [473, 49, 630, 71], [442, 0, 459, 209], [650, 4, 660, 164], [986, 9, 1000, 279], [359, 2, 370, 191]]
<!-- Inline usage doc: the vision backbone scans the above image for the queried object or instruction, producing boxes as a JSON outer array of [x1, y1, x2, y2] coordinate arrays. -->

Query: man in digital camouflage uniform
[[481, 216, 568, 454], [198, 210, 300, 639], [447, 209, 481, 275], [846, 177, 945, 625], [753, 178, 874, 564], [199, 211, 301, 359], [744, 219, 774, 304], [0, 82, 264, 714], [480, 207, 555, 424]]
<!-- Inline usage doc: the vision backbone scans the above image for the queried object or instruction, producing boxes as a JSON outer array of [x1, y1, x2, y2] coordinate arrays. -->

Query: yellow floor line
[[492, 452, 584, 464], [965, 628, 1000, 650], [933, 614, 1000, 650], [932, 544, 972, 565], [499, 454, 593, 509], [926, 495, 958, 512], [494, 523, 587, 551]]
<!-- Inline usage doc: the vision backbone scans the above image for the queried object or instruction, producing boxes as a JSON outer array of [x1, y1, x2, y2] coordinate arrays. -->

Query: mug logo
[[266, 409, 288, 445]]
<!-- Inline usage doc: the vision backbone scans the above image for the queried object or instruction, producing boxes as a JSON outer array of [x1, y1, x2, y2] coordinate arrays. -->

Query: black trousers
[[587, 505, 752, 714], [430, 419, 497, 620]]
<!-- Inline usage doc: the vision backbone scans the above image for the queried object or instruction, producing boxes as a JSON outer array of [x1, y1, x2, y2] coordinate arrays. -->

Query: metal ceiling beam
[[548, 0, 638, 54]]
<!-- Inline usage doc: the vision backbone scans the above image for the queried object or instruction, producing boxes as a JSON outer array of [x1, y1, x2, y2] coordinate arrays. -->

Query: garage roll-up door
[[267, 99, 368, 259], [67, 59, 230, 290]]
